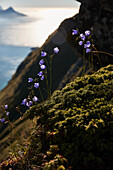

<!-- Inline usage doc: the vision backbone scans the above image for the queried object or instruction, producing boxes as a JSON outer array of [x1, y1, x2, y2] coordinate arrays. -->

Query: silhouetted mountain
[[0, 7, 26, 18]]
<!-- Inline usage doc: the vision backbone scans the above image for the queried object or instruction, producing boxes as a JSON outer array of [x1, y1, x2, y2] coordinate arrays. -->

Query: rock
[[25, 65, 113, 170], [75, 0, 113, 54]]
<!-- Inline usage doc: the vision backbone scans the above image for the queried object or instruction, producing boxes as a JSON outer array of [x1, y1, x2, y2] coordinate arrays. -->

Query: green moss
[[31, 65, 113, 170], [2, 65, 113, 169]]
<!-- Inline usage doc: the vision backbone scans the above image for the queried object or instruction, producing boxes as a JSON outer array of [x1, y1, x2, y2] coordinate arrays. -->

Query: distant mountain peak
[[7, 7, 14, 11], [5, 7, 16, 13], [0, 6, 27, 18]]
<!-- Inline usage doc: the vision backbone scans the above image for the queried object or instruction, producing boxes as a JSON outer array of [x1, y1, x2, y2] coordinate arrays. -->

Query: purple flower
[[86, 48, 91, 53], [79, 41, 83, 46], [5, 105, 8, 109], [29, 101, 32, 107], [26, 101, 32, 107], [72, 29, 78, 35], [0, 118, 5, 123], [80, 34, 86, 41], [40, 65, 46, 70], [6, 112, 9, 116], [85, 30, 91, 36], [26, 102, 29, 107], [28, 78, 33, 83], [53, 47, 59, 54], [21, 98, 27, 105], [34, 83, 39, 89], [33, 96, 38, 102], [41, 51, 47, 57], [86, 41, 91, 47], [37, 71, 43, 77], [84, 44, 87, 49], [41, 75, 44, 81], [39, 59, 44, 66], [84, 41, 91, 48]]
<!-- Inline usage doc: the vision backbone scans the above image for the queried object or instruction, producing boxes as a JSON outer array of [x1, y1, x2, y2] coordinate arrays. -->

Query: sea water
[[0, 7, 79, 90]]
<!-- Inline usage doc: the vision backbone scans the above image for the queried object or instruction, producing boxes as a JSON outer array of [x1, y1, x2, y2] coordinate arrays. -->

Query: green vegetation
[[0, 118, 34, 162], [0, 65, 113, 169]]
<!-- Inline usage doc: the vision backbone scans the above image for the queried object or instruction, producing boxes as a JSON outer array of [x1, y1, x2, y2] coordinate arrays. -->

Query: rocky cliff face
[[76, 0, 113, 53], [0, 0, 113, 121]]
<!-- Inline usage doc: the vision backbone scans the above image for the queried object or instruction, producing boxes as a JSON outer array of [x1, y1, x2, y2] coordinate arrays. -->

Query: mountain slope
[[0, 7, 26, 17], [0, 0, 113, 122], [1, 65, 113, 169]]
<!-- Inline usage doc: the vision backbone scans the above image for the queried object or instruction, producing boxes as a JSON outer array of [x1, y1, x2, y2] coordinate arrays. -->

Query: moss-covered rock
[[30, 65, 113, 170], [1, 65, 113, 169]]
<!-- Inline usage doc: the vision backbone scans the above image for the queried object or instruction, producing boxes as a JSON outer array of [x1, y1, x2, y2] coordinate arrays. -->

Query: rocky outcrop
[[75, 0, 113, 53], [0, 0, 113, 121], [77, 0, 113, 12], [31, 64, 113, 170]]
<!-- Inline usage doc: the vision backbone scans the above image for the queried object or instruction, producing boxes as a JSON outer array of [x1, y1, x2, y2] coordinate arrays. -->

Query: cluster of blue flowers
[[21, 97, 38, 108], [72, 29, 92, 53], [21, 47, 59, 108], [0, 47, 59, 124], [0, 104, 9, 123]]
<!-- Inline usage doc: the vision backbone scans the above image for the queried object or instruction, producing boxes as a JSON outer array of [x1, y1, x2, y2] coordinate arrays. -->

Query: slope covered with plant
[[1, 0, 113, 124], [1, 64, 113, 170]]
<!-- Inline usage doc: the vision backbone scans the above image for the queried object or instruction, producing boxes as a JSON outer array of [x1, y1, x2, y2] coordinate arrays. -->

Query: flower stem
[[83, 48, 86, 73], [91, 46, 93, 69], [45, 73, 50, 99], [39, 87, 44, 103], [92, 50, 113, 58], [49, 57, 53, 98], [92, 46, 102, 66]]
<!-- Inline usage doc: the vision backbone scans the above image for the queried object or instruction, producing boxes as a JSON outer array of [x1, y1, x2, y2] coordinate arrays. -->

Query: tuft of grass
[[0, 117, 34, 163]]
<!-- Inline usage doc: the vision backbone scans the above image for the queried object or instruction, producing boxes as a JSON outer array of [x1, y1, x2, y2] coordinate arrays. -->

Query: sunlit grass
[[0, 117, 34, 162]]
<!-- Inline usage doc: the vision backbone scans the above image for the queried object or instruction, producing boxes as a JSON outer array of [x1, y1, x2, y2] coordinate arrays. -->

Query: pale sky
[[0, 0, 80, 8]]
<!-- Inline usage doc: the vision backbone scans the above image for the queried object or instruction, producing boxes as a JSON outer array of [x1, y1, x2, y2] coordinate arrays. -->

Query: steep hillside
[[1, 65, 113, 169], [0, 0, 113, 122]]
